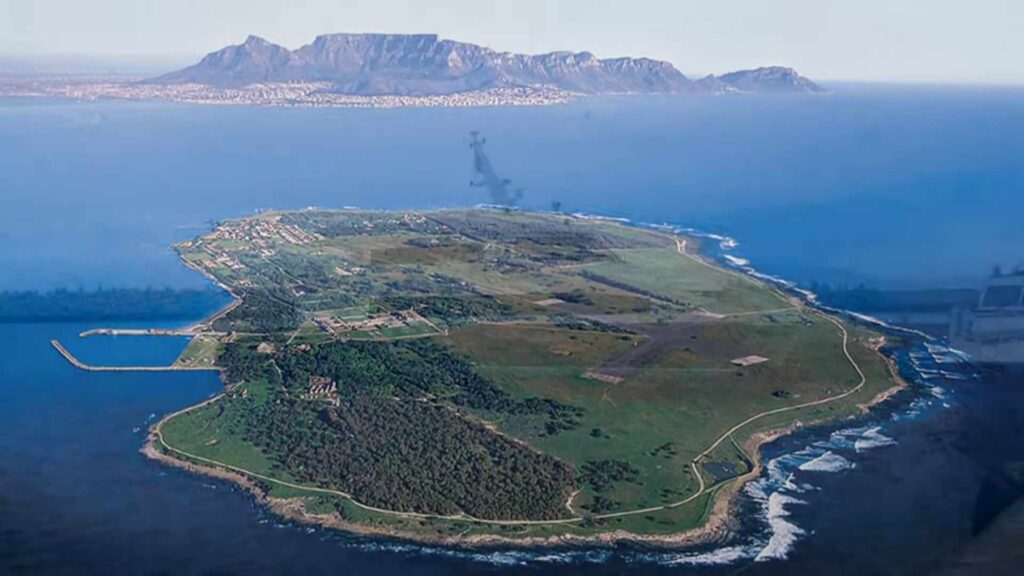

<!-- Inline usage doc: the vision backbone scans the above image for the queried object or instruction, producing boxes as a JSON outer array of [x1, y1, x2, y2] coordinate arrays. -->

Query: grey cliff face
[[153, 33, 696, 95], [154, 34, 820, 96]]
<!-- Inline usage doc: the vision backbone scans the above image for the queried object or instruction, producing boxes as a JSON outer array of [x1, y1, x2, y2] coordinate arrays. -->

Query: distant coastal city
[[0, 32, 823, 109], [0, 77, 575, 108]]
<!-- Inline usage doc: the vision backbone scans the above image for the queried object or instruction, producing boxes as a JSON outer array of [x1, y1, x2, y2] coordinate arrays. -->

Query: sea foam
[[755, 493, 807, 562], [799, 451, 855, 473]]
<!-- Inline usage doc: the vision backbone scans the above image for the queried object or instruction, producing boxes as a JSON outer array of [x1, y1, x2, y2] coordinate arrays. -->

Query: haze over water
[[1, 85, 1023, 574]]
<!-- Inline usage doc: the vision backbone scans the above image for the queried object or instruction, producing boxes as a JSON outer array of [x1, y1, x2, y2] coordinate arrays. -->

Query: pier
[[50, 339, 218, 372], [78, 327, 194, 337]]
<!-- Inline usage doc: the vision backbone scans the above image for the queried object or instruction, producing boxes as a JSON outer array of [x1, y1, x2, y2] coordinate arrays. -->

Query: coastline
[[863, 338, 911, 409], [175, 250, 242, 332], [141, 368, 902, 549], [0, 80, 575, 109], [136, 215, 913, 549]]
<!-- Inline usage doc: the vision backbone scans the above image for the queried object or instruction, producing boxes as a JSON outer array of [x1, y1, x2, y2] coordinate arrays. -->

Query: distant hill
[[152, 33, 822, 96], [699, 66, 824, 93], [153, 34, 695, 95]]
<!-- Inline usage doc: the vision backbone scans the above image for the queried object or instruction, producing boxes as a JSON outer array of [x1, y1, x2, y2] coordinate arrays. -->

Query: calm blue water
[[2, 86, 1023, 574], [60, 327, 192, 368], [2, 85, 1022, 291]]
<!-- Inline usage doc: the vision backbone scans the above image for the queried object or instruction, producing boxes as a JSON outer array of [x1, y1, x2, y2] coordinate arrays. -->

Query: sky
[[2, 0, 1022, 84]]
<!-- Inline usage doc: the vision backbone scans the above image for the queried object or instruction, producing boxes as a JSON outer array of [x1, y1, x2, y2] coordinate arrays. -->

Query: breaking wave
[[637, 545, 760, 567], [853, 427, 898, 453], [723, 254, 751, 267], [623, 222, 981, 564], [799, 451, 855, 473], [755, 493, 807, 562]]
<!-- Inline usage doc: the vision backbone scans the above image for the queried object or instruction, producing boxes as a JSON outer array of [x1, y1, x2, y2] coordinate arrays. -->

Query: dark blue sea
[[1, 85, 1023, 574]]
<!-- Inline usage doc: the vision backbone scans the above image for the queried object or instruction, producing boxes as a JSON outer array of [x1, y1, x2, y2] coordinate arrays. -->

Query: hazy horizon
[[2, 0, 1022, 85]]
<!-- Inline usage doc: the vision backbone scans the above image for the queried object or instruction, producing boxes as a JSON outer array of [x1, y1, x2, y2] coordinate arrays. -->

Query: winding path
[[148, 236, 871, 528]]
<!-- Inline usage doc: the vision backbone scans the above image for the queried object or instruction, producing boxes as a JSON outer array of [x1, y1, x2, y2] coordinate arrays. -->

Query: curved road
[[153, 237, 871, 528]]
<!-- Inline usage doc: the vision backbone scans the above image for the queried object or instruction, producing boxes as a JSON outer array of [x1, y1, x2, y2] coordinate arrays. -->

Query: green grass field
[[159, 380, 293, 483], [583, 248, 790, 314], [445, 309, 890, 526], [173, 335, 221, 368]]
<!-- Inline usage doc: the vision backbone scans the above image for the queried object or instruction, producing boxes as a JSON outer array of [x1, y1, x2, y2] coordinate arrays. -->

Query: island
[[59, 207, 898, 545]]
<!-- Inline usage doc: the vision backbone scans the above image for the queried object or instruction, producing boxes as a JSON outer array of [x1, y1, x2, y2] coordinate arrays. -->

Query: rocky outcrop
[[699, 66, 823, 93]]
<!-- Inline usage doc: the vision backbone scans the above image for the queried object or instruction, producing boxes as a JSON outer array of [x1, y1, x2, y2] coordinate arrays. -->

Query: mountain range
[[153, 33, 822, 96]]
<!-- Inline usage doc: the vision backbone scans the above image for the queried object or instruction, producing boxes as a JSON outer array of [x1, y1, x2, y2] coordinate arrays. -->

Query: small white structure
[[730, 355, 769, 367], [533, 298, 565, 307]]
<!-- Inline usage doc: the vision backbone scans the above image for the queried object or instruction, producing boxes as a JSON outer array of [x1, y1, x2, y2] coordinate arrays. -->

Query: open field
[[582, 247, 790, 314], [444, 309, 885, 521], [174, 335, 222, 368]]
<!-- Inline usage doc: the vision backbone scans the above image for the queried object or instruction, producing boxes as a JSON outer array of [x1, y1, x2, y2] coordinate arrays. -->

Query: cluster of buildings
[[305, 375, 340, 405], [207, 216, 319, 249], [186, 241, 247, 274], [0, 78, 574, 108], [314, 308, 426, 337], [177, 217, 320, 280]]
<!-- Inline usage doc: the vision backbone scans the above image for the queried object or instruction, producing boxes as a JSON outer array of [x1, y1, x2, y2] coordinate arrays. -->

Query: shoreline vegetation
[[54, 207, 906, 548]]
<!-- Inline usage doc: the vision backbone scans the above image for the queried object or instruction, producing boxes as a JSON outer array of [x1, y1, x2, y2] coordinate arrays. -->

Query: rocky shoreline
[[141, 356, 905, 550], [137, 218, 909, 549]]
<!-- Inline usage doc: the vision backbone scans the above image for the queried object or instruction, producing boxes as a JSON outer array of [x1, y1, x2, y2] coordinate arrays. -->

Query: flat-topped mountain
[[153, 33, 821, 96], [154, 33, 694, 95]]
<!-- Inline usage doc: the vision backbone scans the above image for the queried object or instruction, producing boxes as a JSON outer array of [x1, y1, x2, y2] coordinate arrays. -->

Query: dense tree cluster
[[507, 396, 584, 436], [213, 289, 304, 333], [275, 338, 465, 398], [268, 338, 582, 434], [382, 273, 471, 297], [218, 341, 279, 384], [584, 495, 619, 514], [213, 339, 581, 520], [579, 459, 642, 492], [549, 314, 635, 335], [380, 295, 513, 324], [262, 397, 575, 519]]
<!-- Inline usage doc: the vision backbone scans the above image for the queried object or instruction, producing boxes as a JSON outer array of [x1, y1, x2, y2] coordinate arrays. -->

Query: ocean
[[1, 85, 1022, 574]]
